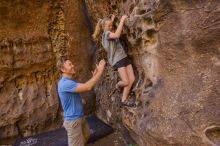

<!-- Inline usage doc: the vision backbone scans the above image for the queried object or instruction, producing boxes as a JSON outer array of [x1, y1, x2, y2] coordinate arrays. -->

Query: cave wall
[[0, 0, 219, 145], [0, 0, 94, 143], [85, 0, 220, 146]]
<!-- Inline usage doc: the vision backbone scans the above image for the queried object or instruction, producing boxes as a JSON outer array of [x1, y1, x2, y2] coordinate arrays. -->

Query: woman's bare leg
[[117, 67, 129, 102], [125, 64, 135, 97]]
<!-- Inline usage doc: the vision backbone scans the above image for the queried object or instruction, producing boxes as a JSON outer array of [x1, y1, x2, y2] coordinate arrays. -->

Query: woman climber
[[92, 14, 135, 107]]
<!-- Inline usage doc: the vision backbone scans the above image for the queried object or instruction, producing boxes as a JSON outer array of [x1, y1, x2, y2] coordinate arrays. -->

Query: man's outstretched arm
[[74, 59, 106, 93]]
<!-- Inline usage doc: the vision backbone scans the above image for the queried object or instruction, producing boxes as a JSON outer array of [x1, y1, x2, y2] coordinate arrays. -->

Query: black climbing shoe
[[120, 100, 136, 107]]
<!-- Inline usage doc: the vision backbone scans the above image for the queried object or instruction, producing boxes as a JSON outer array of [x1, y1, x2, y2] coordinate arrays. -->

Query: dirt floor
[[88, 132, 126, 146]]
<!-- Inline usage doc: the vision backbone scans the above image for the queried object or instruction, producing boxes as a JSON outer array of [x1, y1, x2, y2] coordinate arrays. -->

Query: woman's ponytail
[[92, 17, 111, 41], [92, 19, 102, 41]]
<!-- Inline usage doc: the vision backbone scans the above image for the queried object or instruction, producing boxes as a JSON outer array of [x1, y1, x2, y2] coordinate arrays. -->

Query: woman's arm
[[111, 14, 115, 22], [109, 15, 128, 39]]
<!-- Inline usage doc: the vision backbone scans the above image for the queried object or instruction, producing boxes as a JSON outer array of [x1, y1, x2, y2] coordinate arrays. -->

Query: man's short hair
[[56, 57, 68, 73]]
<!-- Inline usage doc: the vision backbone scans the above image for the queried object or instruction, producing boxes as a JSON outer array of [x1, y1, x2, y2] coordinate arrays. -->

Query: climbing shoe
[[120, 100, 136, 107]]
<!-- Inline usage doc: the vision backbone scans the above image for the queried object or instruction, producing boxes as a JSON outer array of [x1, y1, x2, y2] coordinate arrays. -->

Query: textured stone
[[86, 0, 220, 145], [1, 0, 220, 145], [0, 0, 94, 144]]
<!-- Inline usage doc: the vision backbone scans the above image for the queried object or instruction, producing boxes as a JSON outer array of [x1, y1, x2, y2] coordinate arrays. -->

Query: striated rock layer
[[86, 0, 220, 146], [0, 0, 94, 144]]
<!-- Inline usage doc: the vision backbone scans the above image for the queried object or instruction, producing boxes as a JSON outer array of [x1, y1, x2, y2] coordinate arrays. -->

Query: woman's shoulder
[[103, 30, 111, 35], [102, 31, 112, 39]]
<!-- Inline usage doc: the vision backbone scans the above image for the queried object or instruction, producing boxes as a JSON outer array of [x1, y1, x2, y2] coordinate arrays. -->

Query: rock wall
[[0, 0, 94, 144], [86, 0, 220, 146], [1, 0, 219, 145]]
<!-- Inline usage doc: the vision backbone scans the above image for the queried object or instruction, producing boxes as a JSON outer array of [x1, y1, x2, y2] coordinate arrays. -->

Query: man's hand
[[92, 59, 106, 76], [97, 59, 106, 73], [92, 68, 98, 76], [121, 15, 128, 22], [75, 59, 106, 93]]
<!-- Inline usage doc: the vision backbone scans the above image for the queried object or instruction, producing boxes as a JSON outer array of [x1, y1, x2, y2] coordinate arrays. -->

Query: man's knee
[[64, 120, 84, 146], [66, 129, 84, 146], [82, 118, 91, 144]]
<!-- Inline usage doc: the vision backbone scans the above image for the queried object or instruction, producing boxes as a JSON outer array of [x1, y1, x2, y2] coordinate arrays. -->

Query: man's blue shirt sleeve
[[62, 80, 78, 93]]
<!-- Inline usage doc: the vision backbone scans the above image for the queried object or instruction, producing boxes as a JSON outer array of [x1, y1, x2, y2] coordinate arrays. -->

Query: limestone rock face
[[0, 0, 94, 143], [86, 0, 220, 145]]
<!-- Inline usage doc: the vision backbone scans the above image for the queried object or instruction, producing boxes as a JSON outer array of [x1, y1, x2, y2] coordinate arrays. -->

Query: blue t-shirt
[[58, 76, 83, 121]]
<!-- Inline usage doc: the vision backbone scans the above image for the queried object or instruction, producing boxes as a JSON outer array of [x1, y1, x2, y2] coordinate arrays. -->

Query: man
[[57, 57, 106, 146]]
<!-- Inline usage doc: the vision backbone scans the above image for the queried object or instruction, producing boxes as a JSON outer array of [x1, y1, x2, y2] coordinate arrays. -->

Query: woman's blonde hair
[[92, 17, 111, 41]]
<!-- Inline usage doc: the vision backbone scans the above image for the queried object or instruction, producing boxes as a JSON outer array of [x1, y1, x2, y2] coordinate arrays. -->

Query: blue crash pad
[[13, 115, 114, 146]]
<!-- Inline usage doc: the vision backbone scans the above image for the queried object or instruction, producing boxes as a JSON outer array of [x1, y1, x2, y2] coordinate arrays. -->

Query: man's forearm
[[84, 71, 103, 90]]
